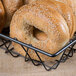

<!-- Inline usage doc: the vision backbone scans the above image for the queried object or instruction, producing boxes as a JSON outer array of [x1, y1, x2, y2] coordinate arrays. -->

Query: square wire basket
[[0, 29, 76, 71]]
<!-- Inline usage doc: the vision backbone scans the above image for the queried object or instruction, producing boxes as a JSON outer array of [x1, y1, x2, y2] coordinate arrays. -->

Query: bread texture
[[0, 0, 5, 33], [10, 3, 70, 61], [23, 0, 75, 38], [55, 0, 76, 16], [2, 0, 23, 27]]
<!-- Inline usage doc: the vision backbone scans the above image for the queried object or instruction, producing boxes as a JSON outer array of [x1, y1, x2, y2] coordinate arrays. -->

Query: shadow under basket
[[0, 32, 76, 71]]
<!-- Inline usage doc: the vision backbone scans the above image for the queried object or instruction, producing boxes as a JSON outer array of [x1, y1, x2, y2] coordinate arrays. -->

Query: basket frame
[[0, 33, 76, 71]]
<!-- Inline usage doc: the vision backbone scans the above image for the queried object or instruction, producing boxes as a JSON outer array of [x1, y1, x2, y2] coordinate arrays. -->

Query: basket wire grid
[[0, 32, 76, 71]]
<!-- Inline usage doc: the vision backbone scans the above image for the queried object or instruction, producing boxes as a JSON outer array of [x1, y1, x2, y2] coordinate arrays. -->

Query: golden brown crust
[[10, 3, 70, 61], [55, 0, 76, 32], [0, 0, 5, 33], [53, 0, 75, 38], [24, 0, 75, 38], [2, 0, 23, 27], [55, 0, 76, 16]]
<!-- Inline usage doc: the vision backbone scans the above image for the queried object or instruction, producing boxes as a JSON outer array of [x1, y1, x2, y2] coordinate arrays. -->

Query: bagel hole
[[33, 27, 47, 41]]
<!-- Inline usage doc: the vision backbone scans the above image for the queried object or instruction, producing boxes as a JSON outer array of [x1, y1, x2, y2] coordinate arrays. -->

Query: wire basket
[[0, 32, 76, 71]]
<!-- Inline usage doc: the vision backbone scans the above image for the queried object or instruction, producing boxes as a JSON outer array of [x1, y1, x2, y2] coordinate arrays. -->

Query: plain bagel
[[10, 3, 70, 61]]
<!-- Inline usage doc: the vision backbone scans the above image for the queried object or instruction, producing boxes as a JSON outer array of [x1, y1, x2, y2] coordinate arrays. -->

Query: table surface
[[0, 45, 76, 76]]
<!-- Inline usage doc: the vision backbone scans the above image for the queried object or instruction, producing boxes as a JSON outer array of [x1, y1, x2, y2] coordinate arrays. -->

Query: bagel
[[10, 3, 70, 61], [0, 0, 5, 33], [2, 0, 23, 27]]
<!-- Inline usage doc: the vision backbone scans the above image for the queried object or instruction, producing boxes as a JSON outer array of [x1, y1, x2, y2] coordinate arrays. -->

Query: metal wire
[[0, 33, 76, 71]]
